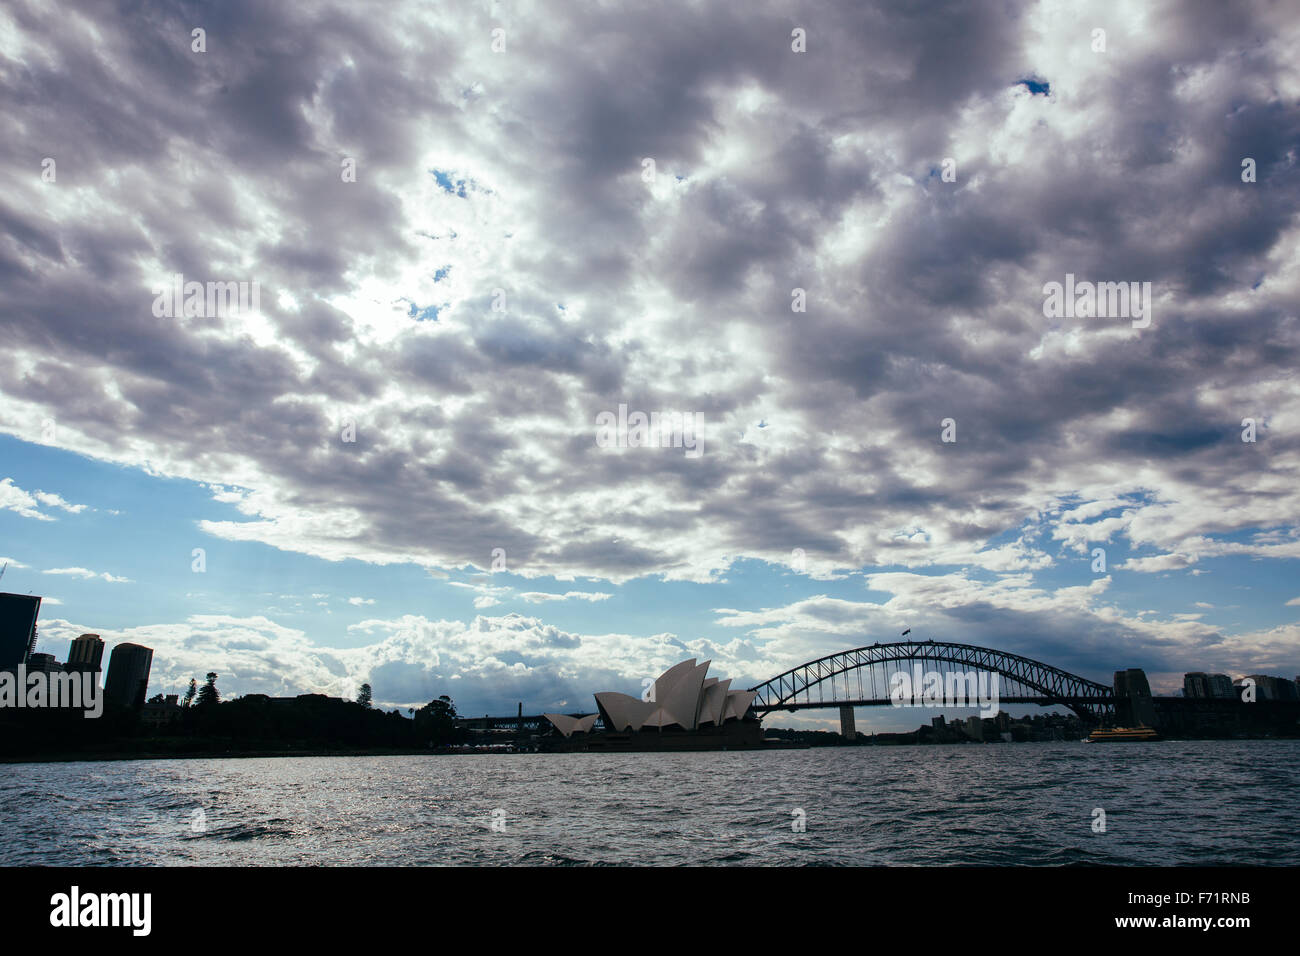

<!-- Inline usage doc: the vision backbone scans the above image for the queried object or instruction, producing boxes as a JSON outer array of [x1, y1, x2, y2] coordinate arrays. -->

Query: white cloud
[[0, 2, 1292, 593], [0, 0, 1297, 702], [0, 479, 88, 521], [32, 610, 722, 713], [41, 567, 132, 583], [1119, 553, 1195, 574], [517, 591, 613, 604]]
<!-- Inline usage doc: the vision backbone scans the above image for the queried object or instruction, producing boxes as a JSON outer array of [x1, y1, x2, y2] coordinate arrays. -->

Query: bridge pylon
[[839, 704, 857, 740]]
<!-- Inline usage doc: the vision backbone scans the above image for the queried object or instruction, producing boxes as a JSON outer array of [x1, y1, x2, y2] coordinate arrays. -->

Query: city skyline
[[2, 576, 1297, 733], [4, 618, 1295, 747], [1, 1, 1299, 731]]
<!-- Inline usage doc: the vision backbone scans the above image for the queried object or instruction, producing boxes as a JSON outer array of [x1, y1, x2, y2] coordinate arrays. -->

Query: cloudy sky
[[1, 0, 1298, 730]]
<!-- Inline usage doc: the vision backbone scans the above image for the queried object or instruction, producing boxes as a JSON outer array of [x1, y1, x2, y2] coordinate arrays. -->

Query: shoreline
[[3, 734, 1295, 764], [0, 748, 453, 765]]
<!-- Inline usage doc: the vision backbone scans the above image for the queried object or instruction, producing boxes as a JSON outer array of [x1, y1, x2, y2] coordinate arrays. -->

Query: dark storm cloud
[[1, 0, 1298, 704]]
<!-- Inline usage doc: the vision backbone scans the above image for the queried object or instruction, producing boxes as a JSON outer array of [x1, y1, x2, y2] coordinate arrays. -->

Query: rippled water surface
[[2, 741, 1297, 865]]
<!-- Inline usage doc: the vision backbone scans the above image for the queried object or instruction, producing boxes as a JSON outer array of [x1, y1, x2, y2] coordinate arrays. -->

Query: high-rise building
[[1183, 672, 1233, 698], [104, 643, 154, 710], [1185, 671, 1232, 697], [1183, 672, 1210, 698], [1245, 675, 1300, 702], [67, 633, 105, 674], [25, 652, 63, 674], [1207, 674, 1235, 698], [0, 593, 42, 670]]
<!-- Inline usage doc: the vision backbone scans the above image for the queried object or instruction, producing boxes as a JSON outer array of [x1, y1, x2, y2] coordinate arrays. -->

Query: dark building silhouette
[[1183, 671, 1234, 699], [25, 653, 62, 674], [1244, 674, 1300, 701], [0, 592, 41, 670], [104, 642, 154, 709], [141, 693, 182, 730], [66, 633, 104, 674], [1113, 668, 1157, 727]]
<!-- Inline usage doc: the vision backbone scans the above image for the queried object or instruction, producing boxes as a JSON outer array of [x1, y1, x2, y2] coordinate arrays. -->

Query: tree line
[[2, 674, 468, 758]]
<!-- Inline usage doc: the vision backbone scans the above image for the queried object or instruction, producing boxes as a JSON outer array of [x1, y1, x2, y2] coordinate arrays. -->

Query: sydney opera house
[[541, 659, 761, 751]]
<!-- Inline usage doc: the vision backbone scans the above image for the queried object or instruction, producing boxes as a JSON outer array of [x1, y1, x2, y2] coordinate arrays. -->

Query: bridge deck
[[752, 695, 1111, 713]]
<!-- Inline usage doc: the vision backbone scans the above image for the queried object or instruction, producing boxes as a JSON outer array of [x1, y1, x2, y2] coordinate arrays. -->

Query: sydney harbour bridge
[[461, 639, 1120, 737], [749, 639, 1116, 733]]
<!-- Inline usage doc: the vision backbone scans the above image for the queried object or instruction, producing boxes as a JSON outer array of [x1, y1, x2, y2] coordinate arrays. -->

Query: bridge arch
[[747, 640, 1114, 722]]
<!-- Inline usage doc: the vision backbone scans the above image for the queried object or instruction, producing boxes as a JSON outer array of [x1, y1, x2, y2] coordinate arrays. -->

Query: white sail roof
[[650, 659, 697, 704], [641, 659, 711, 729], [543, 713, 598, 737], [701, 678, 731, 725], [573, 660, 756, 735], [594, 692, 656, 731], [724, 688, 757, 722]]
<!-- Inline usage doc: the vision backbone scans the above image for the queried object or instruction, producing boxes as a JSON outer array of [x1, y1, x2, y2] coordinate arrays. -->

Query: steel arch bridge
[[747, 640, 1114, 722]]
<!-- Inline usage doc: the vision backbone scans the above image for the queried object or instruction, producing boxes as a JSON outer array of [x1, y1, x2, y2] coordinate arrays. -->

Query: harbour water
[[2, 740, 1296, 866]]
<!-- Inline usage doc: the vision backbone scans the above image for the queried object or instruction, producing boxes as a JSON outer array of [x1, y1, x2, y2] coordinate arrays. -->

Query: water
[[2, 741, 1296, 865]]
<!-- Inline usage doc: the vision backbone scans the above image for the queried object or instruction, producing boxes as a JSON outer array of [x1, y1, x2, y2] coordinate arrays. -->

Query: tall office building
[[67, 633, 105, 674], [104, 643, 154, 709], [1245, 674, 1300, 702], [25, 653, 63, 674], [0, 592, 42, 670], [1185, 672, 1236, 698], [1207, 674, 1235, 698]]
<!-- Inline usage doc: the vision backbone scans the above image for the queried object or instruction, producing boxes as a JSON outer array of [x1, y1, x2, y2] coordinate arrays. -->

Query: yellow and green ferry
[[1086, 726, 1160, 742]]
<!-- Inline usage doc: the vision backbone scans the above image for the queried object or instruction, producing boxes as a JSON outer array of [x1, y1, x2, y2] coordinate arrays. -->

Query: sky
[[1, 0, 1298, 732]]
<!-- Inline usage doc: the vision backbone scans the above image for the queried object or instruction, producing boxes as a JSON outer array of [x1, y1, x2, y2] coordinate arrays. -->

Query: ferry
[[1086, 726, 1160, 742]]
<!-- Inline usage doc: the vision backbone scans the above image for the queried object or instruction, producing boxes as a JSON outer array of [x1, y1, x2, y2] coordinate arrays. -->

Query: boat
[[1086, 726, 1160, 742]]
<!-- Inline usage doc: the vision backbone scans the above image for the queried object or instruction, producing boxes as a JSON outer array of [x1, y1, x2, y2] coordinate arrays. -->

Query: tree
[[182, 678, 197, 708], [356, 683, 372, 708], [196, 672, 220, 708], [413, 695, 460, 745]]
